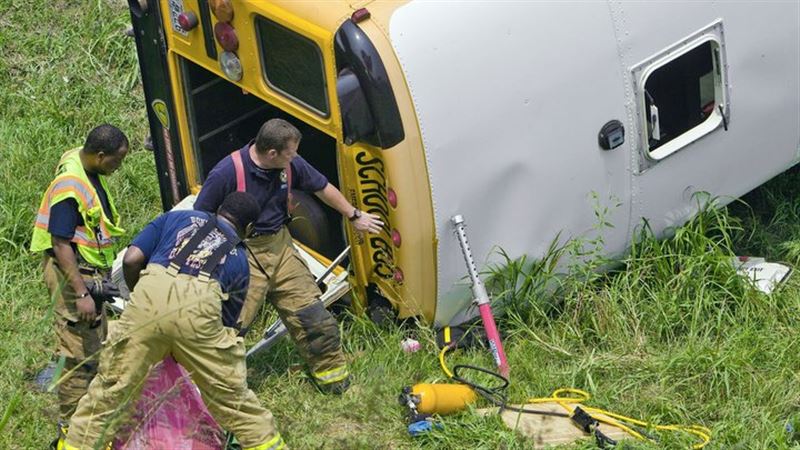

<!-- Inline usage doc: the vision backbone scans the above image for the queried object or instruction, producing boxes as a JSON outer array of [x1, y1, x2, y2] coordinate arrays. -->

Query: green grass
[[3, 1, 800, 449]]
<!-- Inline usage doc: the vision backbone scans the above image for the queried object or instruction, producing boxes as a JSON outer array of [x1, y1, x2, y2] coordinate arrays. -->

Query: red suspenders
[[231, 150, 247, 192], [230, 149, 296, 214]]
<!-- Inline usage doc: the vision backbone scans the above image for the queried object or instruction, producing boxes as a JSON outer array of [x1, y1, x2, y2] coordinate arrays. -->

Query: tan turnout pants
[[65, 264, 284, 450], [43, 255, 108, 423], [239, 227, 348, 386]]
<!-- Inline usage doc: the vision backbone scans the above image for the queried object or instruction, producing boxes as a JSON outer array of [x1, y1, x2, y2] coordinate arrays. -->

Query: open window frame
[[254, 15, 331, 118], [631, 19, 730, 173]]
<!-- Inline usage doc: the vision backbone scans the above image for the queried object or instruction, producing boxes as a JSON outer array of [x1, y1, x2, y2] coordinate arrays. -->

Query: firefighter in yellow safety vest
[[30, 124, 129, 448]]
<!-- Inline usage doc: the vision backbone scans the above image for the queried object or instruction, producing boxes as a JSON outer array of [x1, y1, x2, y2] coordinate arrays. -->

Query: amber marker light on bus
[[178, 11, 198, 31], [219, 51, 242, 81], [209, 0, 233, 22], [391, 229, 402, 247], [387, 188, 398, 208], [214, 22, 239, 52], [351, 8, 371, 23]]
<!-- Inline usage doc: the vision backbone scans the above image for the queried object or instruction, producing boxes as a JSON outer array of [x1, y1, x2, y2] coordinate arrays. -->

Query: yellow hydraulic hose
[[526, 388, 711, 449], [438, 345, 711, 448], [438, 344, 454, 379]]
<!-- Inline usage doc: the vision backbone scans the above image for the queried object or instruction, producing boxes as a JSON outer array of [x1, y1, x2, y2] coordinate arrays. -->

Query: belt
[[249, 230, 280, 239], [78, 266, 102, 276], [46, 252, 104, 276]]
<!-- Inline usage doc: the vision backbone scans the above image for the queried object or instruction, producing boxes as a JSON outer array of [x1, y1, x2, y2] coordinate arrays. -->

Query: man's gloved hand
[[87, 277, 121, 305]]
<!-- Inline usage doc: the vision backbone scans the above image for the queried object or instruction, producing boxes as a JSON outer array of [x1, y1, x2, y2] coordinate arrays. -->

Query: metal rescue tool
[[451, 215, 509, 377], [247, 245, 351, 358]]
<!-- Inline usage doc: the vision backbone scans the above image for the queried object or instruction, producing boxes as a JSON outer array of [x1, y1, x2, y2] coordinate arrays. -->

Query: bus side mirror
[[337, 69, 375, 146], [334, 20, 404, 149]]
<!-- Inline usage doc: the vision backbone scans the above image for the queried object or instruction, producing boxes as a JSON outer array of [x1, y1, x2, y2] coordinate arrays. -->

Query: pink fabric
[[114, 357, 225, 450]]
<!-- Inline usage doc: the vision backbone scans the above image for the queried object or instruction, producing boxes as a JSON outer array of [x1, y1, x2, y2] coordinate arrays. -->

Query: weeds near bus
[[3, 1, 800, 448]]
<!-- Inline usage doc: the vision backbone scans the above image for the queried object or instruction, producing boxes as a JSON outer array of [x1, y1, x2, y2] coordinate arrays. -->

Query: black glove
[[87, 277, 121, 306]]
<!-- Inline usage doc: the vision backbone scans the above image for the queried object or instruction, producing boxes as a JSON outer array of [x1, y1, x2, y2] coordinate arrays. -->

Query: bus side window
[[644, 41, 719, 152], [632, 20, 729, 167], [255, 16, 330, 117]]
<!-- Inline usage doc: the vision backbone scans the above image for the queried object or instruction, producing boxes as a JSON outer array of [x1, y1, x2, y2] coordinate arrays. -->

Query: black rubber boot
[[315, 375, 351, 395]]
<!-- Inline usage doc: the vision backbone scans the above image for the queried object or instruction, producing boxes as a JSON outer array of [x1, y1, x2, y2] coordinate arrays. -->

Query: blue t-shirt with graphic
[[131, 210, 248, 327]]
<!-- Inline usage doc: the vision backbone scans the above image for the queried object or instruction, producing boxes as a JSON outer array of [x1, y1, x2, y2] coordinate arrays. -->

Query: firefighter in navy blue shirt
[[65, 192, 286, 450], [195, 118, 383, 394]]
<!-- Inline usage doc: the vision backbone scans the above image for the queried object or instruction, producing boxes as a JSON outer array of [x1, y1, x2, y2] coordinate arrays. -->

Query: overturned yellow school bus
[[127, 1, 800, 326], [128, 0, 438, 322]]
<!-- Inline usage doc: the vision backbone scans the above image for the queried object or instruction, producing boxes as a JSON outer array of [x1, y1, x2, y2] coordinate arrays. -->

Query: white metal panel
[[390, 1, 631, 325], [614, 2, 800, 236]]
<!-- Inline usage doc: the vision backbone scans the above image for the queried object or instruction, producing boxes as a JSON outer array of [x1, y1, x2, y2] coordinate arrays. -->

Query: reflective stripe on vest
[[30, 148, 123, 268], [33, 176, 109, 245], [43, 175, 97, 209]]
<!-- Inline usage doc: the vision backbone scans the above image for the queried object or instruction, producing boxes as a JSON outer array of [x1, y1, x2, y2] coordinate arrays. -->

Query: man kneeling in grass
[[64, 192, 286, 450]]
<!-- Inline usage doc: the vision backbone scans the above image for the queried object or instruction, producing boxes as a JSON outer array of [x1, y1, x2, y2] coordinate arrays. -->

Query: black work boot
[[315, 375, 351, 395]]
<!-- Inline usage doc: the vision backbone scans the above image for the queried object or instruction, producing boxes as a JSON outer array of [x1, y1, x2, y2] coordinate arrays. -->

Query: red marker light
[[351, 8, 371, 23], [393, 267, 404, 284], [177, 11, 198, 31], [391, 229, 402, 247], [214, 22, 239, 52], [387, 188, 398, 208]]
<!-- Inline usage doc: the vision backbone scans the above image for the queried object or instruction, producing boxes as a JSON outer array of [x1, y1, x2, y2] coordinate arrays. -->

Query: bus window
[[255, 17, 329, 117], [644, 41, 722, 153], [637, 34, 728, 163]]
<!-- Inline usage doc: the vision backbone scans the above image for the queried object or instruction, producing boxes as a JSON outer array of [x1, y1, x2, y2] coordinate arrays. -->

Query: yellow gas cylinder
[[411, 383, 478, 415]]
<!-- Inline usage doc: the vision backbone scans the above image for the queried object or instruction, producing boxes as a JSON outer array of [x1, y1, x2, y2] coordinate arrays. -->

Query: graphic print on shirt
[[169, 217, 237, 270]]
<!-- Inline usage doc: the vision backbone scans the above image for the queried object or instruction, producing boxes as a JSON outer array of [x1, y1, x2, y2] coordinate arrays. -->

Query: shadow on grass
[[729, 165, 800, 259]]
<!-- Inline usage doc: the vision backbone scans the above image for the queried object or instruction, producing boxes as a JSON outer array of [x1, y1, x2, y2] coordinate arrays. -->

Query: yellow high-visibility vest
[[30, 148, 124, 269]]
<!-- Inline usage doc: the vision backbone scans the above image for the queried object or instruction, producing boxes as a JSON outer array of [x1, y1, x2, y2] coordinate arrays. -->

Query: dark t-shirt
[[130, 210, 249, 327], [194, 144, 328, 234], [48, 172, 113, 239]]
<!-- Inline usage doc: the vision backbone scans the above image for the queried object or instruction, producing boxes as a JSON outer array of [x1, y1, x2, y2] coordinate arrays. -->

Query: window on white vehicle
[[632, 21, 729, 167], [256, 16, 329, 117]]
